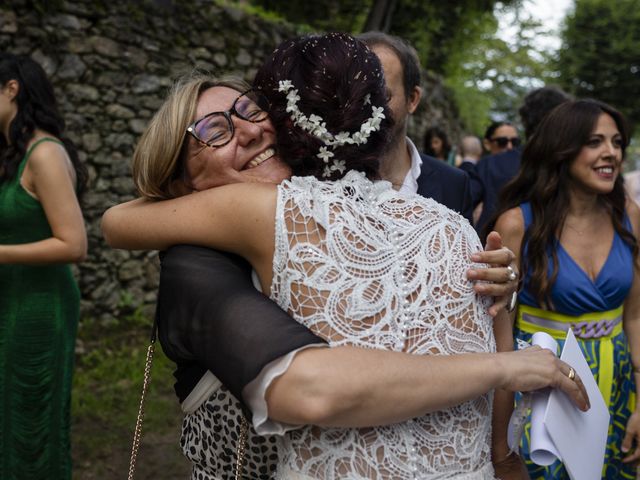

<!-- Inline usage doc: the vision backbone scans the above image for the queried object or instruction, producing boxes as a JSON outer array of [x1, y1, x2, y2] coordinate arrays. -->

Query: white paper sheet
[[529, 332, 561, 465], [544, 329, 609, 480]]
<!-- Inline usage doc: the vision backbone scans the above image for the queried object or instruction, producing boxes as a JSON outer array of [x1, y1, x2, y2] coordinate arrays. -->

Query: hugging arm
[[104, 192, 585, 429]]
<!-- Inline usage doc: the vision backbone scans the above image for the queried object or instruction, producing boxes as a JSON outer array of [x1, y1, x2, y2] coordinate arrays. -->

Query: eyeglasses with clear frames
[[186, 89, 270, 148]]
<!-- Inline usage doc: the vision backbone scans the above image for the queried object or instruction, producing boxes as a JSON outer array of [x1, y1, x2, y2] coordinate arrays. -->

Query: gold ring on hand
[[568, 367, 576, 381]]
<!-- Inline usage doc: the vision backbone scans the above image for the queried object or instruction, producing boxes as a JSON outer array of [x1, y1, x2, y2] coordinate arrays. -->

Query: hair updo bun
[[254, 32, 392, 180]]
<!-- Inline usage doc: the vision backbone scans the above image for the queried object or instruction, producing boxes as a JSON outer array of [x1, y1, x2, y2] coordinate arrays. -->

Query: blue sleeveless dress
[[515, 202, 636, 479]]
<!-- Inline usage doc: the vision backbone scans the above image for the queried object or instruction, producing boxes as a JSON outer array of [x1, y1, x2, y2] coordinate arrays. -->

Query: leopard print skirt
[[181, 385, 279, 480]]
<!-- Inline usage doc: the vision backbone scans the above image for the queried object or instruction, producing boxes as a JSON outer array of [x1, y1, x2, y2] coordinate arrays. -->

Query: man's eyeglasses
[[490, 136, 521, 148], [186, 89, 270, 148]]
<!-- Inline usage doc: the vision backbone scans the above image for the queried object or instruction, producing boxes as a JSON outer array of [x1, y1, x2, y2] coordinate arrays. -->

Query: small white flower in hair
[[286, 90, 301, 105], [352, 131, 366, 145], [363, 94, 371, 105], [317, 146, 334, 163], [334, 131, 353, 145], [361, 121, 374, 135], [278, 80, 293, 92], [371, 106, 385, 120], [331, 159, 346, 174]]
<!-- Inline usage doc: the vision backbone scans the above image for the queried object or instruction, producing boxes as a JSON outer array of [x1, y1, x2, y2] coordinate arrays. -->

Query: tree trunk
[[362, 0, 397, 32]]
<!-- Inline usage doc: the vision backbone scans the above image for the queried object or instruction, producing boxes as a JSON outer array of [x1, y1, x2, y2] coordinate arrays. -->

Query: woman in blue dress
[[489, 99, 640, 479]]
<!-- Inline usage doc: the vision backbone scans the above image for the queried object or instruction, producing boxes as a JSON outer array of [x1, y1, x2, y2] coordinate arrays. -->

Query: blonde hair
[[132, 73, 251, 199]]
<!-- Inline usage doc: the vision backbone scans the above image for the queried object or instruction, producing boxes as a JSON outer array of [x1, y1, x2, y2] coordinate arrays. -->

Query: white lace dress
[[269, 171, 496, 480]]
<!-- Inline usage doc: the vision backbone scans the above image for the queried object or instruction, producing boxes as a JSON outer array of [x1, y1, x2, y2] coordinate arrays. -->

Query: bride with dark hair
[[103, 33, 587, 479]]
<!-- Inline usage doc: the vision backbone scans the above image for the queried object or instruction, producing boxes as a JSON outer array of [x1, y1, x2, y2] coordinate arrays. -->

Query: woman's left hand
[[621, 410, 640, 464], [467, 231, 518, 317]]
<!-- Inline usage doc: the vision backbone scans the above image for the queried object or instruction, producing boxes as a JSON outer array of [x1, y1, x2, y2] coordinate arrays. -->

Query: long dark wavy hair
[[0, 53, 87, 197], [253, 33, 392, 181], [486, 99, 638, 308]]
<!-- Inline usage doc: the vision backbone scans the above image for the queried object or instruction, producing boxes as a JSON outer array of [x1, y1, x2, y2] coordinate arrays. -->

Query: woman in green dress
[[0, 53, 87, 479]]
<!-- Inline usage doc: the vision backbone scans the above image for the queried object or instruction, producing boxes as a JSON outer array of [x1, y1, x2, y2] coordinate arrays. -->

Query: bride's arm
[[265, 346, 589, 427], [101, 182, 277, 257]]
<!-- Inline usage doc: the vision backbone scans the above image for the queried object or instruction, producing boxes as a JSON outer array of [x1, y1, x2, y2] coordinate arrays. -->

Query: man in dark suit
[[463, 86, 571, 238], [358, 32, 474, 222]]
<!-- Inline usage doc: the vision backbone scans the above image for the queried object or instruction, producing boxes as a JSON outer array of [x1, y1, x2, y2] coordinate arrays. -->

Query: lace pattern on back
[[270, 171, 496, 479]]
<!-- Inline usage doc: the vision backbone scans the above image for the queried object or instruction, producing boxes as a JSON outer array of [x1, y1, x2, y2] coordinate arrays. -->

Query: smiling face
[[569, 113, 623, 195], [184, 86, 291, 190]]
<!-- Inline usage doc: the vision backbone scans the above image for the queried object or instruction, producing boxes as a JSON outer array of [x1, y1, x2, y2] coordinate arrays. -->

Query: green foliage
[[214, 0, 290, 24], [248, 0, 372, 32], [445, 75, 494, 136], [558, 0, 640, 133], [242, 0, 515, 75], [239, 0, 545, 134], [443, 3, 553, 134], [387, 0, 513, 74]]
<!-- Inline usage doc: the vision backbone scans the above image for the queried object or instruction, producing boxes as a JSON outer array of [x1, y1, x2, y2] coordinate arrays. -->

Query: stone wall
[[0, 0, 463, 322]]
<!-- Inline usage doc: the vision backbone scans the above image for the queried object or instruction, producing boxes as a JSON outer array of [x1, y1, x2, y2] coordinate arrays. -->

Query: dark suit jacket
[[418, 153, 474, 224], [460, 148, 521, 240]]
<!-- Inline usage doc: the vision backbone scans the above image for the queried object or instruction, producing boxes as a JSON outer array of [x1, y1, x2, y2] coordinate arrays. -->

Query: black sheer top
[[156, 245, 325, 403]]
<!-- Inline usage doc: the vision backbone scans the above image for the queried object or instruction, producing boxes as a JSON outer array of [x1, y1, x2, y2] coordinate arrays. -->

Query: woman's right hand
[[497, 346, 590, 412]]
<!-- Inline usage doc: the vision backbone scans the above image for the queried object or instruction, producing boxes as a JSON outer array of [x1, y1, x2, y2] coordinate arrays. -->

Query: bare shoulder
[[494, 207, 525, 238], [26, 138, 70, 170], [24, 138, 76, 186]]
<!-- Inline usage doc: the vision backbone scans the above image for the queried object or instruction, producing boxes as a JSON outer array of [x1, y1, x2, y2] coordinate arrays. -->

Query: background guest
[[0, 53, 87, 479], [422, 125, 456, 165], [462, 86, 571, 240], [482, 120, 520, 156], [460, 134, 483, 165], [490, 99, 640, 479]]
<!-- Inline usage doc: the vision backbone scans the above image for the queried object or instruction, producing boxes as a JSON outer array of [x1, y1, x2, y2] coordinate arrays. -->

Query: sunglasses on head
[[490, 136, 521, 148]]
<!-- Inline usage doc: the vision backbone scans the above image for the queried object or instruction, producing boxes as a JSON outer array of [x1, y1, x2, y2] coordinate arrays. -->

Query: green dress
[[0, 138, 79, 479]]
